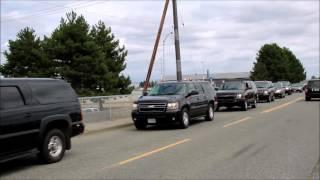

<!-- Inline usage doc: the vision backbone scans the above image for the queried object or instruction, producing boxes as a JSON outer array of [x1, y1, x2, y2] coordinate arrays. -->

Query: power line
[[1, 1, 106, 23]]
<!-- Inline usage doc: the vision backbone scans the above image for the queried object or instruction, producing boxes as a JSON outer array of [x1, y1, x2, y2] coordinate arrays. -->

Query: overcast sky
[[1, 0, 319, 83]]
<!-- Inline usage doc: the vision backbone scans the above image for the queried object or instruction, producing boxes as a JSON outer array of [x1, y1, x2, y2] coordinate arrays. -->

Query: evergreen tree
[[251, 43, 306, 82], [90, 21, 132, 94], [44, 12, 107, 95], [1, 27, 53, 77]]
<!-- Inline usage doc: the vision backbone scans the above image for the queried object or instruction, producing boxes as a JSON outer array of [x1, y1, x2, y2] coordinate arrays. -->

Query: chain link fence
[[79, 95, 135, 123]]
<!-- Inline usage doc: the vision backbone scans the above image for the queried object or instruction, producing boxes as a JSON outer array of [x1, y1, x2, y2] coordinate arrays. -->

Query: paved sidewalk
[[84, 117, 133, 134]]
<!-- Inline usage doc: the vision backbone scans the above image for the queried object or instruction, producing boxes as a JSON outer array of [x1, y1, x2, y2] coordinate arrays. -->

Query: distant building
[[164, 72, 250, 81], [164, 72, 251, 88]]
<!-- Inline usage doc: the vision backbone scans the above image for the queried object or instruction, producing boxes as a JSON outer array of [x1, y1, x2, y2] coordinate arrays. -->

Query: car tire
[[39, 129, 66, 164], [205, 104, 214, 121], [272, 95, 275, 101], [241, 101, 248, 111], [252, 99, 257, 108], [267, 95, 272, 102], [179, 108, 190, 129], [305, 97, 311, 101], [134, 120, 147, 130]]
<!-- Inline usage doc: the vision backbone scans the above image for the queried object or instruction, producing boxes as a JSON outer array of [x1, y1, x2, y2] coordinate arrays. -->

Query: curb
[[84, 122, 133, 135]]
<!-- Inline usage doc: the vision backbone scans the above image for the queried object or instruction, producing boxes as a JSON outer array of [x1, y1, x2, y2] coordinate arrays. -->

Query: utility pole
[[162, 31, 173, 81], [172, 0, 182, 81], [143, 0, 170, 93]]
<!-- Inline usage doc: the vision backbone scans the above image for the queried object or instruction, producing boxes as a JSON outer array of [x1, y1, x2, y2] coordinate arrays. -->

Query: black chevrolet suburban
[[0, 78, 84, 164], [216, 80, 258, 111], [131, 81, 216, 129], [305, 79, 320, 101], [254, 81, 275, 102]]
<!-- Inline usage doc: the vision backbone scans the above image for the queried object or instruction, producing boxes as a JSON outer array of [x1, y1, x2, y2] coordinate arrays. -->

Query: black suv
[[254, 81, 275, 102], [0, 78, 84, 164], [131, 81, 216, 129], [305, 79, 320, 101], [279, 81, 292, 95], [216, 80, 258, 111]]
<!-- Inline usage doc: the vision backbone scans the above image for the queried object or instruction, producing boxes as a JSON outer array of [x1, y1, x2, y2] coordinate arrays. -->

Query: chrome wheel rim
[[48, 136, 62, 158], [209, 107, 214, 119], [183, 112, 189, 126]]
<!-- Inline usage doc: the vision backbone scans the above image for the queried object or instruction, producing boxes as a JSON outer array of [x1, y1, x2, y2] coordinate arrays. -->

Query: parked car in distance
[[254, 81, 275, 102], [279, 81, 292, 95], [291, 83, 304, 93], [216, 80, 258, 111], [0, 78, 84, 164], [82, 107, 100, 113], [131, 81, 216, 130], [273, 82, 286, 98], [305, 79, 320, 101]]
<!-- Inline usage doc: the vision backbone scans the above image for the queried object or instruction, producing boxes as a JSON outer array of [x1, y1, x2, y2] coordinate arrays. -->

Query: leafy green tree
[[44, 12, 107, 95], [282, 47, 306, 83], [1, 27, 53, 77], [251, 43, 306, 82], [90, 21, 132, 94]]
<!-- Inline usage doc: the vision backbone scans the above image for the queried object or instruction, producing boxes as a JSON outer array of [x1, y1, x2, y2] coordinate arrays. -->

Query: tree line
[[0, 11, 133, 96], [251, 43, 306, 83]]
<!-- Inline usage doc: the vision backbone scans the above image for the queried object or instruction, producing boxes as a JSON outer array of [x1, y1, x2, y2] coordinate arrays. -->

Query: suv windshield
[[274, 82, 282, 88], [308, 80, 320, 88], [221, 81, 244, 90], [149, 83, 187, 96], [255, 82, 269, 88]]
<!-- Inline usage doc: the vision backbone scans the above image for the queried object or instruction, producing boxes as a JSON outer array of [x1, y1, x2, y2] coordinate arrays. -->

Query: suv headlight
[[132, 103, 138, 110], [167, 102, 179, 110], [264, 91, 268, 95], [236, 94, 242, 99], [275, 89, 281, 93]]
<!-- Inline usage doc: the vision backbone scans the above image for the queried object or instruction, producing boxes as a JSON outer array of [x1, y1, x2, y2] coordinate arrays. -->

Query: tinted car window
[[222, 81, 244, 90], [308, 80, 320, 88], [28, 81, 77, 104], [194, 83, 204, 94], [149, 83, 187, 96], [201, 82, 214, 93], [0, 86, 25, 109]]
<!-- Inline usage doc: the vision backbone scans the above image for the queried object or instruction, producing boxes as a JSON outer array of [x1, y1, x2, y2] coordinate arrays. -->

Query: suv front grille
[[139, 103, 167, 112]]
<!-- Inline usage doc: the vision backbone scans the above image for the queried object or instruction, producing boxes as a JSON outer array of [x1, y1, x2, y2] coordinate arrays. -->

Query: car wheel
[[267, 95, 271, 102], [179, 108, 190, 129], [134, 120, 147, 130], [252, 99, 257, 108], [205, 104, 214, 121], [39, 129, 66, 164], [272, 95, 275, 101], [241, 101, 248, 111]]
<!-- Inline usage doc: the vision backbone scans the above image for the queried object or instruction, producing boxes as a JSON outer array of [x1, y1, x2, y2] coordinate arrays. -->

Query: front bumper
[[306, 92, 320, 98], [132, 111, 181, 125], [217, 98, 245, 107], [71, 122, 85, 137], [258, 93, 269, 100]]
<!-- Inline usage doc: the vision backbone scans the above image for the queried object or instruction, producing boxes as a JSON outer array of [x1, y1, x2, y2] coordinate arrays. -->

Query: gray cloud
[[1, 0, 319, 82]]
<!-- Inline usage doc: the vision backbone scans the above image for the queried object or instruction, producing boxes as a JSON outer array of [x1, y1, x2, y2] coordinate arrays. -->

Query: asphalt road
[[1, 93, 319, 180]]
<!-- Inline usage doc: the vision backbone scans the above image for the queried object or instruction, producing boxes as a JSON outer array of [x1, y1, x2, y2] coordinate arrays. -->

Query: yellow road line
[[261, 97, 303, 114], [111, 138, 191, 167], [223, 117, 252, 128]]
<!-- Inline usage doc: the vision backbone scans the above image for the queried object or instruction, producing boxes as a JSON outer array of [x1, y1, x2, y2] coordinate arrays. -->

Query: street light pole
[[162, 32, 173, 81]]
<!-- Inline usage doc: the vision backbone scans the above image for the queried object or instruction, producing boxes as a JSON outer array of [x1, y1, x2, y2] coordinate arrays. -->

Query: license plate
[[148, 118, 156, 124]]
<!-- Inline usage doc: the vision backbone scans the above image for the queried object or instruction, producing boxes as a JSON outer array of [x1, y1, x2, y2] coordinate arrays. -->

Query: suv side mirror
[[187, 90, 199, 97], [214, 87, 219, 91]]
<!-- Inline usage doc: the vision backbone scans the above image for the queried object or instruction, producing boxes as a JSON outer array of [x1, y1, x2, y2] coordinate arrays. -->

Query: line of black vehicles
[[0, 78, 319, 164]]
